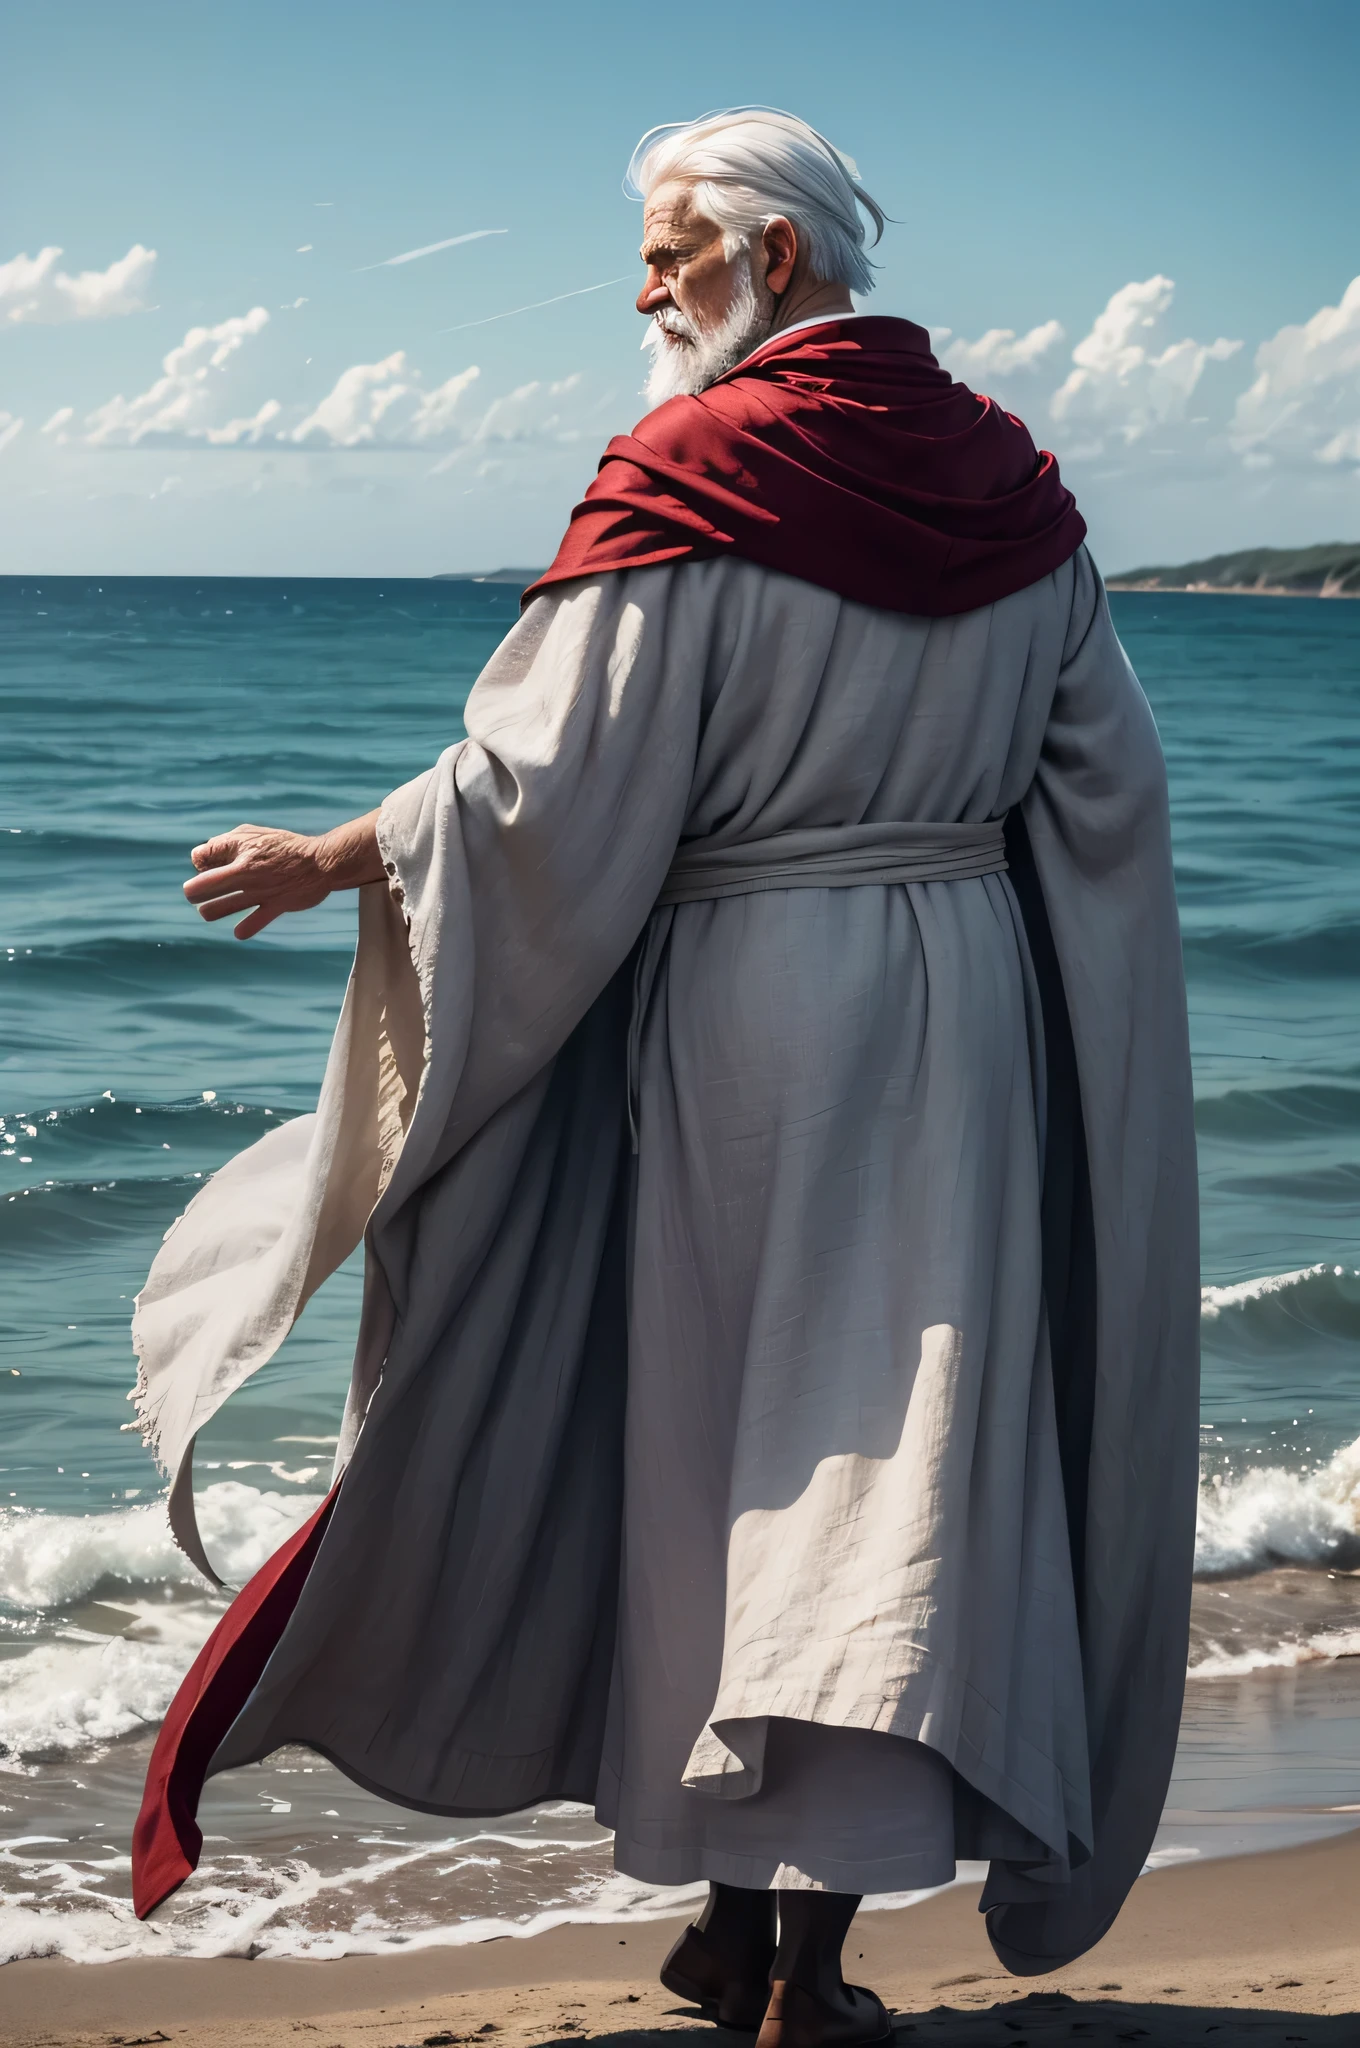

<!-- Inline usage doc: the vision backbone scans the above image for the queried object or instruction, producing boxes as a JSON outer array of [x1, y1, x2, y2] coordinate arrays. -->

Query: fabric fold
[[525, 315, 1086, 617], [130, 880, 422, 1577], [133, 1486, 339, 1918]]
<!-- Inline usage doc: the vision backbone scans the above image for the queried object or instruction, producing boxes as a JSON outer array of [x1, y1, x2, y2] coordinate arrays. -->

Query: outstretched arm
[[182, 810, 386, 939]]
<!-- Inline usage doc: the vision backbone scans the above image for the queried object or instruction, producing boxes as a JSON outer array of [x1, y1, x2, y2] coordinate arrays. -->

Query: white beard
[[641, 258, 774, 406]]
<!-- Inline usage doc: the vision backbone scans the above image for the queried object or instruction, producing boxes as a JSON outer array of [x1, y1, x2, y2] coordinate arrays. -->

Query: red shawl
[[525, 315, 1085, 617]]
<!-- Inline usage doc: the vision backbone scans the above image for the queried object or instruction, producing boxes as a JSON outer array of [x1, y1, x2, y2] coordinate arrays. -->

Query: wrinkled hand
[[183, 811, 384, 939], [183, 824, 332, 940]]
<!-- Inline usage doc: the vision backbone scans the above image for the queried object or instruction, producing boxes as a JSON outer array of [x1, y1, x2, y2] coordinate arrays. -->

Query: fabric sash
[[656, 819, 1008, 905], [628, 819, 1010, 1150]]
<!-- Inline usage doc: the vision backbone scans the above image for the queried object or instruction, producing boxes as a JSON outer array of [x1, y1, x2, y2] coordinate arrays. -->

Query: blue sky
[[3, 0, 1358, 575]]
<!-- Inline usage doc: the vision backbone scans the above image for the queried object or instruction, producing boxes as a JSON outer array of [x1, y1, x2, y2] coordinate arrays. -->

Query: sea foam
[[0, 1481, 320, 1612], [1196, 1435, 1360, 1577], [0, 1484, 319, 1764], [1201, 1262, 1349, 1319]]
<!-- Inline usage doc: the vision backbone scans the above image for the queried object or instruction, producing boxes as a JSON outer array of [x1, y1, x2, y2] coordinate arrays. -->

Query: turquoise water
[[1, 577, 1358, 1959]]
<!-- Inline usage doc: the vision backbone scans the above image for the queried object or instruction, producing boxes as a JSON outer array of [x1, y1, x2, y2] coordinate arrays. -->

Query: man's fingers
[[190, 835, 242, 872], [194, 891, 256, 924], [182, 823, 320, 938], [184, 859, 252, 904]]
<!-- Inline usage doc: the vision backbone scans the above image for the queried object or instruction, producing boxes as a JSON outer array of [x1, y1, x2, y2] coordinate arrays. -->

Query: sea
[[1, 575, 1358, 1966]]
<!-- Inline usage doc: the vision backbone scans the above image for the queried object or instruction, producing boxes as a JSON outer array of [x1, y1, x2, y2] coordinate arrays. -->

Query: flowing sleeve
[[132, 566, 710, 1579], [375, 562, 711, 1184], [984, 551, 1201, 1968]]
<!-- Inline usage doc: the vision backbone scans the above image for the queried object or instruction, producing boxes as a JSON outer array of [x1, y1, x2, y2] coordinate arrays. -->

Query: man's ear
[[761, 216, 799, 297]]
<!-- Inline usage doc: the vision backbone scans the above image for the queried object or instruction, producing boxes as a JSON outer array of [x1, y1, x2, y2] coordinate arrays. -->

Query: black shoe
[[660, 1921, 775, 2031], [754, 1980, 892, 2048]]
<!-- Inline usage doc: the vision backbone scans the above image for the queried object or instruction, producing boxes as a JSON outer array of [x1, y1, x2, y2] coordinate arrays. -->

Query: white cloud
[[426, 374, 585, 476], [0, 243, 156, 324], [83, 308, 272, 445], [1231, 274, 1360, 469], [410, 366, 482, 440], [289, 356, 485, 447], [1050, 277, 1241, 447], [939, 319, 1065, 383], [0, 412, 23, 455], [204, 401, 283, 446], [473, 374, 582, 445], [289, 352, 413, 445], [42, 292, 602, 480]]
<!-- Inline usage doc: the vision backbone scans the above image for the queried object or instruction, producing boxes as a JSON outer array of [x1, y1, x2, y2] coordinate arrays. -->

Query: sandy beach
[[4, 1826, 1359, 2047]]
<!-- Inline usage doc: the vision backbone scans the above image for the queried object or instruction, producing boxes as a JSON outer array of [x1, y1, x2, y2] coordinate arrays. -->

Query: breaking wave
[[1196, 1437, 1360, 1578], [1200, 1260, 1356, 1323], [0, 1484, 321, 1763]]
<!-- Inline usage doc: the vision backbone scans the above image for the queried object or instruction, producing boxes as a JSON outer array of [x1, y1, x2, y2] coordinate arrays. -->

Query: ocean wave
[[1, 827, 194, 862], [1196, 1434, 1360, 1577], [1183, 921, 1360, 983], [0, 1101, 299, 1254], [0, 1485, 321, 1762], [1, 1095, 281, 1138], [1195, 1080, 1360, 1142], [0, 1482, 319, 1612], [0, 1096, 292, 1176], [1, 934, 352, 991], [0, 1833, 983, 1967], [0, 1610, 214, 1761], [1189, 1629, 1360, 1679], [1200, 1261, 1354, 1319], [0, 1175, 224, 1251]]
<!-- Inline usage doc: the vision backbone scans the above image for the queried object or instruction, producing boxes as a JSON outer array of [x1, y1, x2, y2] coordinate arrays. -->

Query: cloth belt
[[631, 817, 1009, 1152], [655, 817, 1009, 905]]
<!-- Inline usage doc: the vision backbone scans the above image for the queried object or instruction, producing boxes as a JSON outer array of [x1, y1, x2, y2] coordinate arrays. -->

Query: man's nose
[[636, 273, 670, 317]]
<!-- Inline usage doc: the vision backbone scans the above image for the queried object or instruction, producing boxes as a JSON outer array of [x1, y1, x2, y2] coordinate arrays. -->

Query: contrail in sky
[[357, 229, 507, 272], [438, 276, 633, 333]]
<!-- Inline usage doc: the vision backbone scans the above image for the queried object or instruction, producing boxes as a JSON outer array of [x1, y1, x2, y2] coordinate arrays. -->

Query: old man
[[131, 108, 1199, 2048]]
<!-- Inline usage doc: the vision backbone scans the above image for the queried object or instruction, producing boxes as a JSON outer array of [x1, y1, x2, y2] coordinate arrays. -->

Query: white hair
[[626, 106, 886, 297]]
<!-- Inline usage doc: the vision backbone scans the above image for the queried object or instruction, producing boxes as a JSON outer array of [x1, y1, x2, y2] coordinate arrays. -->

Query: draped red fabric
[[524, 316, 1086, 619], [132, 1486, 340, 1918]]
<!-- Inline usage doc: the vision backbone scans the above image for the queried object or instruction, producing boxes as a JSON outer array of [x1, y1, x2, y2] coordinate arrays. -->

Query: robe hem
[[687, 1683, 1089, 1872], [207, 1734, 601, 1822], [607, 1830, 960, 1897]]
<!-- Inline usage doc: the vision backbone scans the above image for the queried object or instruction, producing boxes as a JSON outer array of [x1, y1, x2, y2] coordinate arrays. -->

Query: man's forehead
[[641, 181, 719, 250]]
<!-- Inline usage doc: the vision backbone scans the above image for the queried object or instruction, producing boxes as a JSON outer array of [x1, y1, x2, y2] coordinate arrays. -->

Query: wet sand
[[4, 1824, 1360, 2046]]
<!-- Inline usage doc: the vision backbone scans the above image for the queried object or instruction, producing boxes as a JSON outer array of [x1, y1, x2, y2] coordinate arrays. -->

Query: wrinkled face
[[637, 180, 746, 333], [637, 179, 773, 404]]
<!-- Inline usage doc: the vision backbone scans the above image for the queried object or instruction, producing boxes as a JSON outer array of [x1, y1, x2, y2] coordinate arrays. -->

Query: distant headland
[[432, 567, 545, 586], [1108, 542, 1360, 597], [434, 551, 1360, 600]]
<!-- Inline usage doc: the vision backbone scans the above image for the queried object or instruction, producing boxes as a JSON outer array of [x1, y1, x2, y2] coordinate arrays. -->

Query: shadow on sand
[[515, 1990, 1354, 2046]]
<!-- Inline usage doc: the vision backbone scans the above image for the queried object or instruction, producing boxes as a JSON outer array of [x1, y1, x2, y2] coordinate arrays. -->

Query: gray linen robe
[[133, 546, 1199, 1970]]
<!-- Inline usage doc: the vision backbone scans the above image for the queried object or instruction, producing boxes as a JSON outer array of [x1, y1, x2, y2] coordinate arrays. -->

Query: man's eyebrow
[[640, 236, 694, 266]]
